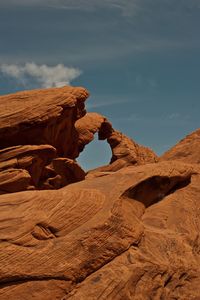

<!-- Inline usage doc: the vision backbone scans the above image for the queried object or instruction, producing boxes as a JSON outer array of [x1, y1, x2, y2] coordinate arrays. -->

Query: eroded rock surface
[[161, 128, 200, 164], [0, 87, 88, 193], [1, 86, 200, 299], [0, 89, 157, 193], [0, 161, 200, 299], [76, 112, 158, 176], [0, 86, 89, 156]]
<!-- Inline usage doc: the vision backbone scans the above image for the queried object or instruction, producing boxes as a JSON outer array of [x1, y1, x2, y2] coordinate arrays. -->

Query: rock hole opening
[[77, 133, 112, 171]]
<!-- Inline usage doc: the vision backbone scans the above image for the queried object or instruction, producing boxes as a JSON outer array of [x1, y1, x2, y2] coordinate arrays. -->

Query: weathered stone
[[0, 161, 199, 299], [161, 128, 200, 164], [1, 86, 200, 299]]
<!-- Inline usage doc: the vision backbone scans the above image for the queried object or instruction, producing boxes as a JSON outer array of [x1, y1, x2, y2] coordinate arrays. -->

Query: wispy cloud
[[167, 112, 191, 121], [87, 98, 130, 109], [0, 0, 137, 11], [135, 75, 158, 89], [1, 0, 200, 17], [168, 113, 181, 120], [0, 63, 82, 88], [117, 112, 192, 125]]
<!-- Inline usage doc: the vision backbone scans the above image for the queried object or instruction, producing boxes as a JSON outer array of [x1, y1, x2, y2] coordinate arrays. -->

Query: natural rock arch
[[0, 87, 158, 193], [75, 112, 158, 176]]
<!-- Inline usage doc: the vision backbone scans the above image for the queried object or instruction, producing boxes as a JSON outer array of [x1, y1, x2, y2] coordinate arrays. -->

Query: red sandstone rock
[[1, 87, 200, 300], [0, 168, 32, 194], [42, 158, 85, 189], [161, 128, 200, 164], [0, 87, 89, 193], [0, 144, 58, 194], [76, 112, 158, 175], [0, 86, 89, 157], [0, 161, 199, 299]]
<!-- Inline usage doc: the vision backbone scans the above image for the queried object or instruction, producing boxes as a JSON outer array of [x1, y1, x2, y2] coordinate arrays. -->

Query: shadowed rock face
[[121, 174, 192, 207], [1, 86, 200, 299]]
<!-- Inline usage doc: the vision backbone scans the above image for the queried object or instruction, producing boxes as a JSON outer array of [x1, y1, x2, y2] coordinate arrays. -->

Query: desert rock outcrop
[[1, 86, 200, 299], [0, 161, 200, 299], [161, 128, 200, 164], [0, 87, 88, 193], [76, 112, 158, 175], [0, 86, 88, 157], [0, 88, 157, 193]]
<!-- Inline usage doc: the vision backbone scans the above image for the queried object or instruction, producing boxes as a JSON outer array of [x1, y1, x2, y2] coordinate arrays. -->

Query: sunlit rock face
[[0, 86, 88, 193], [1, 86, 200, 300], [160, 128, 200, 164], [75, 112, 158, 177], [0, 87, 157, 193]]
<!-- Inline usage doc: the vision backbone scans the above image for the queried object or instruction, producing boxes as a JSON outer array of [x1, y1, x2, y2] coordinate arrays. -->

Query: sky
[[0, 0, 200, 170]]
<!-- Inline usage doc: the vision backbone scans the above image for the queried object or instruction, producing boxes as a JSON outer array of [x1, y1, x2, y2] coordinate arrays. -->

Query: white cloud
[[87, 98, 130, 109], [168, 113, 181, 120], [0, 63, 82, 88]]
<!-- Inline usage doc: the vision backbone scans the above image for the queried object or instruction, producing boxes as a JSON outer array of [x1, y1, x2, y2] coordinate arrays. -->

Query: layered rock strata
[[161, 128, 200, 164], [0, 86, 88, 193], [1, 86, 200, 299], [0, 86, 88, 156], [0, 161, 199, 299], [0, 88, 157, 193]]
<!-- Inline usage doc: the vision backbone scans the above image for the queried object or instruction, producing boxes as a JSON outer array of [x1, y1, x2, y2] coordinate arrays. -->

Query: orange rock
[[76, 112, 158, 175], [0, 168, 32, 194], [161, 128, 200, 164], [42, 158, 85, 189], [0, 145, 56, 193], [0, 87, 89, 193], [0, 86, 89, 157], [0, 161, 199, 299], [1, 87, 200, 299]]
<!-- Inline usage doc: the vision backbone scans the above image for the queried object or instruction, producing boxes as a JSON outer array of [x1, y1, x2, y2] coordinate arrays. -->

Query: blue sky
[[0, 0, 200, 170]]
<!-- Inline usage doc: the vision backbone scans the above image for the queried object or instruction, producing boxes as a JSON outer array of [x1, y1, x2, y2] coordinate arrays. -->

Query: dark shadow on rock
[[121, 174, 192, 208]]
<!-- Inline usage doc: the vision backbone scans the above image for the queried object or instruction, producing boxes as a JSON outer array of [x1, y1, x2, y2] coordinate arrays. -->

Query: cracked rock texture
[[0, 86, 200, 299]]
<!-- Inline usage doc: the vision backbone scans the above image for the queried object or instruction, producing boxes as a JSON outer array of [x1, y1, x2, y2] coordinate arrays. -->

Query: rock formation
[[161, 128, 200, 164], [0, 161, 200, 299], [75, 112, 158, 176], [0, 86, 200, 299], [0, 86, 89, 193], [0, 86, 88, 156], [0, 89, 157, 193]]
